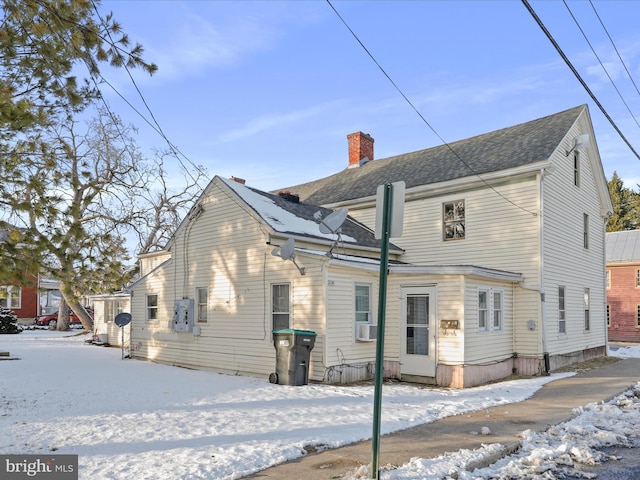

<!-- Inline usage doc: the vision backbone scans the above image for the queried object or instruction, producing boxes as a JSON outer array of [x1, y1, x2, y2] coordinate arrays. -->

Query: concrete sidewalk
[[247, 357, 640, 479]]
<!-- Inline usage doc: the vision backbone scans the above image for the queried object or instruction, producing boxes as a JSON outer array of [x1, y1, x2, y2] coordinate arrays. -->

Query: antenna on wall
[[271, 237, 305, 275], [314, 208, 348, 257]]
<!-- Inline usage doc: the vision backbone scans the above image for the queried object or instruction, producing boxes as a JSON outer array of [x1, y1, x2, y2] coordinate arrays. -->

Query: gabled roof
[[217, 176, 401, 253], [278, 105, 586, 205], [607, 230, 640, 263]]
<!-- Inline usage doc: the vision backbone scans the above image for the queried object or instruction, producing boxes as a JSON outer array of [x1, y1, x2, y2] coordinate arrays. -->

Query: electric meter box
[[172, 299, 194, 332]]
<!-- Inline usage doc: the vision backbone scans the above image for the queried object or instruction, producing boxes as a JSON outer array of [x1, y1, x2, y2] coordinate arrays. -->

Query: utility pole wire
[[521, 0, 640, 162]]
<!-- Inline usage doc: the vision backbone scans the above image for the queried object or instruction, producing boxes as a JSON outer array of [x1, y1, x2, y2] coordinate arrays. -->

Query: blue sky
[[98, 0, 640, 193]]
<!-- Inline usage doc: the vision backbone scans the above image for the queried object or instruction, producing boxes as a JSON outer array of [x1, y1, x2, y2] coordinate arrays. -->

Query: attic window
[[443, 200, 465, 241], [573, 151, 580, 187]]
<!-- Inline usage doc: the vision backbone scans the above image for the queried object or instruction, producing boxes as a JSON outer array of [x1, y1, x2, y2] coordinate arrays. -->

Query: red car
[[34, 309, 93, 327]]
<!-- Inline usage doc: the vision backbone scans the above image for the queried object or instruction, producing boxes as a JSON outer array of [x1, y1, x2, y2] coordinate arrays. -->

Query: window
[[637, 305, 640, 328], [146, 294, 158, 321], [573, 151, 580, 187], [0, 286, 21, 309], [105, 299, 126, 323], [196, 287, 208, 323], [583, 213, 589, 249], [584, 288, 590, 331], [493, 290, 503, 331], [607, 304, 610, 327], [443, 200, 465, 241], [478, 288, 504, 332], [478, 289, 488, 332], [636, 269, 640, 287], [272, 283, 290, 332], [558, 286, 566, 334], [355, 284, 371, 323], [606, 270, 611, 289]]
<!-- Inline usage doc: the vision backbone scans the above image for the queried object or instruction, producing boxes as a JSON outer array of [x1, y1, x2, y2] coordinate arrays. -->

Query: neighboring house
[[90, 293, 132, 347], [0, 228, 38, 319], [606, 230, 640, 343], [129, 104, 612, 388]]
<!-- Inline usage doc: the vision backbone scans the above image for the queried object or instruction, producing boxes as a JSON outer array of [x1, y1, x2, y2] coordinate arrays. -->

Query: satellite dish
[[318, 208, 348, 234], [114, 312, 132, 327], [271, 238, 305, 275], [280, 238, 296, 260]]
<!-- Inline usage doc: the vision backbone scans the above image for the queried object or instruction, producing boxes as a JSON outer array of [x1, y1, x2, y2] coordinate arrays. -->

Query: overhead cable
[[521, 0, 640, 162]]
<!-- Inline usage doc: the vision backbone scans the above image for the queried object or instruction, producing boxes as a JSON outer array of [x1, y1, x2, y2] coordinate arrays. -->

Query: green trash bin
[[270, 329, 316, 386]]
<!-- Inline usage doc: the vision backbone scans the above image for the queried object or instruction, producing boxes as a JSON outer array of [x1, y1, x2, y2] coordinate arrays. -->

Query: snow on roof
[[220, 176, 357, 242]]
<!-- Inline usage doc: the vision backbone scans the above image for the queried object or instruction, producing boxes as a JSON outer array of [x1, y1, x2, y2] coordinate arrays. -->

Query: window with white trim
[[606, 270, 611, 289], [196, 287, 208, 323], [0, 286, 21, 309], [146, 294, 158, 321], [478, 289, 488, 332], [272, 283, 290, 332], [355, 284, 371, 324], [573, 151, 580, 187], [583, 213, 589, 249], [478, 288, 504, 333], [559, 286, 566, 334], [105, 299, 126, 323], [493, 290, 503, 331], [443, 200, 465, 241], [584, 288, 590, 331]]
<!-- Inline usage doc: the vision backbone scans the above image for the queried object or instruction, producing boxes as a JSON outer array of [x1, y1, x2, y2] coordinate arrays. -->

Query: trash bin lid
[[272, 328, 317, 336]]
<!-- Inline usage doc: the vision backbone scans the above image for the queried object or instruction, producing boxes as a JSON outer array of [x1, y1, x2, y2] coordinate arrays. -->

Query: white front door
[[400, 286, 436, 377]]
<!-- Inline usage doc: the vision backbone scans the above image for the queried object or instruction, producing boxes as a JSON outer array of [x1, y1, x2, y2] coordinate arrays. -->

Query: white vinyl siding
[[543, 120, 606, 354], [130, 180, 328, 381]]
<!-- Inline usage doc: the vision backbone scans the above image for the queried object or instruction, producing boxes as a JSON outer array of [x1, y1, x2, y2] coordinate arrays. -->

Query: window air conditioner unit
[[357, 323, 377, 342]]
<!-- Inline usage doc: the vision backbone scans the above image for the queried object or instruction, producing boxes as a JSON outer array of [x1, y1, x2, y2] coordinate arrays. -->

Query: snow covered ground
[[1, 330, 639, 480]]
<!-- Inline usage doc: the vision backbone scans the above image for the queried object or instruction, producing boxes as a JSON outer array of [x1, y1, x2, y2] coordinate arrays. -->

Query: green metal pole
[[372, 183, 393, 479]]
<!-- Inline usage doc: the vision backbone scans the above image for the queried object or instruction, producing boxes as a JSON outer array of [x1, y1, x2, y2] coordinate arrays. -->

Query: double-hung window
[[558, 286, 566, 334], [146, 294, 158, 321], [583, 213, 589, 249], [443, 200, 465, 241], [196, 287, 208, 323], [105, 299, 126, 323], [636, 269, 640, 287], [0, 286, 21, 309], [637, 305, 640, 328], [355, 284, 371, 324], [477, 288, 503, 333], [584, 288, 590, 331], [573, 151, 580, 187], [272, 283, 290, 332]]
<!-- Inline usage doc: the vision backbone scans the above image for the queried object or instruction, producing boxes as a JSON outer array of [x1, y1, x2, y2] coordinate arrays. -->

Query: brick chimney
[[347, 132, 374, 168], [230, 176, 246, 185]]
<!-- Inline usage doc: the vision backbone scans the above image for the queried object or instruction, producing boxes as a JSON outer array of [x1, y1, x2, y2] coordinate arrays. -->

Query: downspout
[[602, 215, 611, 355], [519, 167, 549, 374]]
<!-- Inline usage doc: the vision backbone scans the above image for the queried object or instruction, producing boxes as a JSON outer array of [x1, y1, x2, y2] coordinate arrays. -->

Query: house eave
[[321, 160, 551, 209]]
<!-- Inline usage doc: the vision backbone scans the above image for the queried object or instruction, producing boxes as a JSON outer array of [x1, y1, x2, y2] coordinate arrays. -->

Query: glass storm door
[[401, 286, 436, 377]]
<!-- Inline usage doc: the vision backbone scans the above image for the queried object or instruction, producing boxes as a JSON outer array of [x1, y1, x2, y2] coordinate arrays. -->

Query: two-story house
[[128, 104, 612, 388]]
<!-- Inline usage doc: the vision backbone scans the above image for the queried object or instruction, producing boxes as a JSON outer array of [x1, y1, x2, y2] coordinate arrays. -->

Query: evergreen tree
[[607, 172, 640, 232], [0, 0, 157, 330]]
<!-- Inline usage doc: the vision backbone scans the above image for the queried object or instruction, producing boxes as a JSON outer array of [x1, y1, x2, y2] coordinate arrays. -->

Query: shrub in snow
[[0, 308, 21, 334]]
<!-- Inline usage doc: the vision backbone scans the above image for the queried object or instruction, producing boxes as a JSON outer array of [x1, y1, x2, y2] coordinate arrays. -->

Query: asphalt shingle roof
[[277, 105, 585, 205]]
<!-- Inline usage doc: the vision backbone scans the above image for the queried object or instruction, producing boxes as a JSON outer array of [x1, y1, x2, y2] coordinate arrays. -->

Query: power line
[[562, 0, 640, 130], [588, 0, 640, 98], [521, 0, 640, 162], [326, 0, 537, 217], [91, 1, 209, 186]]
